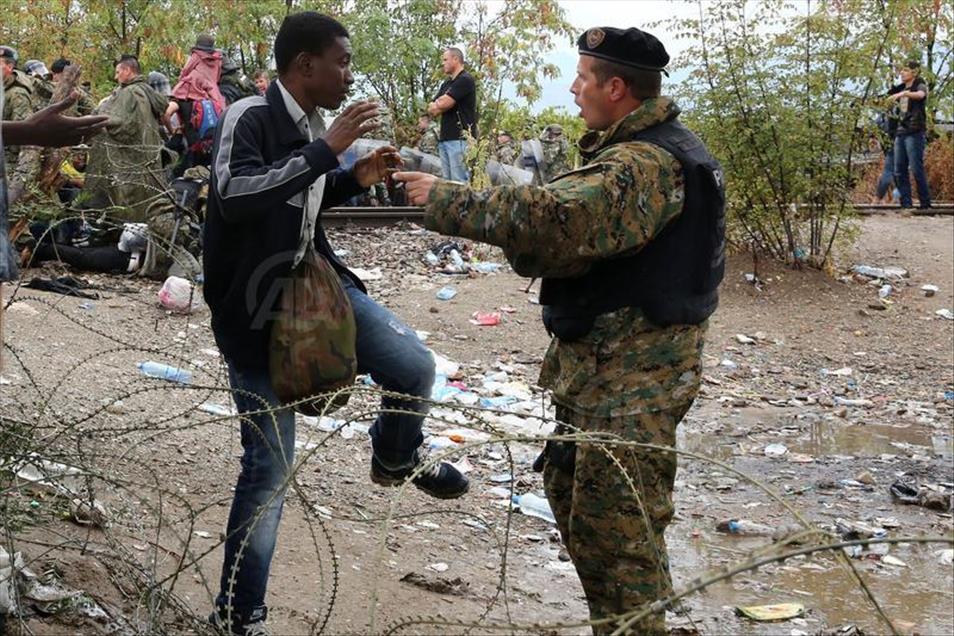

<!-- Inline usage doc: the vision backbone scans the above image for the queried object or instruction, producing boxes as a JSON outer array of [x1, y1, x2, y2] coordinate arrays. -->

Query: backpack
[[269, 245, 357, 415], [190, 98, 222, 140]]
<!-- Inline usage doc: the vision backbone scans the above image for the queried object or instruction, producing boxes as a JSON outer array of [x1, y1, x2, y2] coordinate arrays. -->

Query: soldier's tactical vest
[[540, 119, 726, 341]]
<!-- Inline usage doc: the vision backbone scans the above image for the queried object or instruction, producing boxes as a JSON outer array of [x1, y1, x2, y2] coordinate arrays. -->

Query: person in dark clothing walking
[[203, 12, 469, 635]]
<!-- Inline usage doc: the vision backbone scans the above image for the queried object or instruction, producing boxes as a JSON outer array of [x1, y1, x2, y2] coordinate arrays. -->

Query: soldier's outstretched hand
[[393, 171, 439, 206], [2, 92, 109, 147]]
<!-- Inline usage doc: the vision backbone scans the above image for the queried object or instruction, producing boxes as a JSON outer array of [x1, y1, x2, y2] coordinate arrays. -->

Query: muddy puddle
[[673, 534, 954, 634], [679, 404, 953, 461]]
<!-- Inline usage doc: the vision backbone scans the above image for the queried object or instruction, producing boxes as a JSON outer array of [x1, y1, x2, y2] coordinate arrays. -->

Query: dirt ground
[[1, 213, 952, 635]]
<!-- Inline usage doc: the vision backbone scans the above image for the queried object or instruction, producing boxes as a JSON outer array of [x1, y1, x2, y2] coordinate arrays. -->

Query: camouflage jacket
[[417, 122, 439, 155], [425, 97, 706, 417], [493, 138, 520, 166], [3, 70, 36, 164]]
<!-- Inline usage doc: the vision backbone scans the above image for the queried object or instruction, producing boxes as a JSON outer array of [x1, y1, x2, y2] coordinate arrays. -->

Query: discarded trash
[[198, 403, 235, 417], [78, 302, 94, 310], [436, 286, 457, 301], [426, 562, 449, 573], [158, 275, 200, 313], [852, 265, 908, 280], [720, 359, 738, 369], [512, 493, 556, 524], [935, 309, 954, 320], [881, 555, 907, 568], [922, 284, 939, 297], [69, 497, 108, 528], [821, 367, 853, 377], [351, 267, 383, 281], [470, 311, 502, 326], [473, 262, 502, 273], [716, 519, 775, 536], [736, 603, 805, 621], [878, 284, 892, 299], [889, 478, 953, 512], [137, 361, 193, 384], [764, 443, 788, 457], [834, 397, 874, 407], [479, 395, 519, 409], [0, 547, 24, 613], [424, 251, 440, 266], [735, 334, 756, 344], [937, 549, 954, 566]]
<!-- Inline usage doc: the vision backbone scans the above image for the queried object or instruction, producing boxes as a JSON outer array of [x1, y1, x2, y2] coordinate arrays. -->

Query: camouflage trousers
[[543, 402, 691, 635]]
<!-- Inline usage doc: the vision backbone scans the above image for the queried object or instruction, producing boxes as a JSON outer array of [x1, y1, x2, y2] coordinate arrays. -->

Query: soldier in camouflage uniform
[[24, 60, 54, 106], [397, 26, 725, 635], [1, 46, 37, 167], [492, 130, 520, 165], [416, 113, 439, 155], [539, 123, 571, 182]]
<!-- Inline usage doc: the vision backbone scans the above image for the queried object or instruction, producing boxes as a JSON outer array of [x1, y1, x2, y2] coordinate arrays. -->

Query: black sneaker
[[371, 451, 470, 499], [209, 606, 270, 636]]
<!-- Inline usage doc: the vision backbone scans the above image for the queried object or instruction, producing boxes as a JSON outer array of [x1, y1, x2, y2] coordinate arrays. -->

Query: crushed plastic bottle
[[436, 286, 457, 300], [137, 361, 192, 384], [716, 519, 775, 536], [512, 493, 556, 524]]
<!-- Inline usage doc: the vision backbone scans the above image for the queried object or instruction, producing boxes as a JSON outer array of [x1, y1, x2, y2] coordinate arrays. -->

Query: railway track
[[323, 204, 954, 226]]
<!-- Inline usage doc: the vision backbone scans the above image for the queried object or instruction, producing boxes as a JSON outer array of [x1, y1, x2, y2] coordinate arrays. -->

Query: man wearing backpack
[[203, 12, 469, 635]]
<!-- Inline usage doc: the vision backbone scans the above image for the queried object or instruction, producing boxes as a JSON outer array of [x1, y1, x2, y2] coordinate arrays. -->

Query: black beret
[[577, 27, 670, 76], [51, 58, 71, 73]]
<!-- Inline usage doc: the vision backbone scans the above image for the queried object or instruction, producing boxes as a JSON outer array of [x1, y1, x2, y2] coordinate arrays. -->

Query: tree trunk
[[8, 64, 83, 206]]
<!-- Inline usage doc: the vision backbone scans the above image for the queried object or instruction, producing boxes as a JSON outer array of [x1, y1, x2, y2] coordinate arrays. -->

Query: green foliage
[[668, 0, 951, 266]]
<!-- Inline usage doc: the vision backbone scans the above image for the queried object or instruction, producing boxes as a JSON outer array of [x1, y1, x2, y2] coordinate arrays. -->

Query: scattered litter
[[852, 265, 908, 280], [351, 267, 383, 281], [921, 284, 939, 297], [400, 572, 469, 595], [834, 397, 874, 407], [735, 603, 805, 621], [821, 367, 853, 377], [436, 286, 457, 300], [764, 443, 788, 457], [937, 549, 954, 566], [472, 262, 502, 273], [889, 478, 953, 512], [935, 309, 954, 320], [511, 493, 555, 524], [720, 359, 738, 369], [200, 347, 220, 357], [426, 562, 449, 573], [193, 530, 213, 539], [880, 555, 907, 568], [470, 311, 502, 326], [78, 302, 94, 310], [198, 403, 235, 417], [736, 334, 756, 344], [878, 284, 892, 299], [716, 519, 775, 536], [137, 361, 192, 384], [158, 276, 201, 313]]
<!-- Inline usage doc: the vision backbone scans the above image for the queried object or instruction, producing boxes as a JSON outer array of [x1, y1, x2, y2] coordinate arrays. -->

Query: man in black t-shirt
[[888, 60, 931, 209], [428, 47, 477, 181]]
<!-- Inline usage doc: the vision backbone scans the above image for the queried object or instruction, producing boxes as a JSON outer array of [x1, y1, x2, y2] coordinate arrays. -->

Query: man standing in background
[[427, 47, 477, 181]]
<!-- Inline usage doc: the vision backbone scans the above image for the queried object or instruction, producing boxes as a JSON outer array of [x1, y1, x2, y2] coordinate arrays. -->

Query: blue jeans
[[876, 146, 895, 200], [216, 280, 434, 617], [439, 139, 470, 182], [894, 132, 931, 208]]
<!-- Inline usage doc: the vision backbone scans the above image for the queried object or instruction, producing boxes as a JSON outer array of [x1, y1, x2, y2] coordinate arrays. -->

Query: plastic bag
[[157, 275, 200, 313]]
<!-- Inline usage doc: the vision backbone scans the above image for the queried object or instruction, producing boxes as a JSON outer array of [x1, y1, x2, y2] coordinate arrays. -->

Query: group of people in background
[[874, 59, 932, 211]]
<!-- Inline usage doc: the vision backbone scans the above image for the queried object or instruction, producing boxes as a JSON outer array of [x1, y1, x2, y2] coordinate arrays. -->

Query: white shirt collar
[[275, 78, 311, 135]]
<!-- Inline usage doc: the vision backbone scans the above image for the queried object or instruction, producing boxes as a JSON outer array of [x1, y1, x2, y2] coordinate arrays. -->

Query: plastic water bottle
[[137, 361, 192, 384], [716, 519, 775, 536], [512, 493, 556, 524]]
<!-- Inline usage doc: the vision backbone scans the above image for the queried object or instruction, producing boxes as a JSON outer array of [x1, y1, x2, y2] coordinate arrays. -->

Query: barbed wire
[[2, 230, 952, 635]]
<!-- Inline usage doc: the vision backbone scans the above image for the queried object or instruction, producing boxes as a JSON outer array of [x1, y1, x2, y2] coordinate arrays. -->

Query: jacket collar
[[266, 80, 308, 147], [578, 96, 681, 161]]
